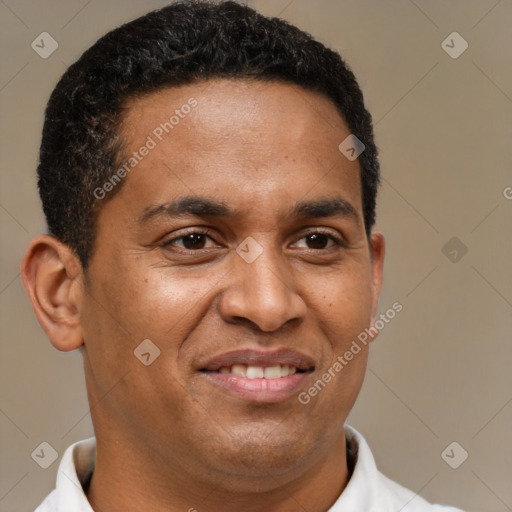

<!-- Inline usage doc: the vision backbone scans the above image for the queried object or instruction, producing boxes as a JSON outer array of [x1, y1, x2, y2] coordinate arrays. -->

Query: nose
[[218, 246, 307, 332]]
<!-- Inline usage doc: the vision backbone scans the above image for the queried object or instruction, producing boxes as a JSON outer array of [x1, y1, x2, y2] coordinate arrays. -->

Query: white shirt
[[35, 425, 465, 512]]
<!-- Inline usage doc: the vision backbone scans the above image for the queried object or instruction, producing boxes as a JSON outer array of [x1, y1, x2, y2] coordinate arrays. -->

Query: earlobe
[[369, 231, 385, 335], [21, 235, 85, 351]]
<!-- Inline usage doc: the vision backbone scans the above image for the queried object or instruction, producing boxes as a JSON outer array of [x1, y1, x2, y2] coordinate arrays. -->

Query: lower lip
[[202, 372, 310, 403]]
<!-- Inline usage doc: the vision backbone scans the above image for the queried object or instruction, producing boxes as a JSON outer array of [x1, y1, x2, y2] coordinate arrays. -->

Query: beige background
[[1, 1, 511, 511]]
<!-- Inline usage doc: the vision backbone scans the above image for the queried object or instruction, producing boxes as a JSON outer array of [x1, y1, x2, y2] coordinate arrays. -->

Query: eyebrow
[[139, 195, 360, 224]]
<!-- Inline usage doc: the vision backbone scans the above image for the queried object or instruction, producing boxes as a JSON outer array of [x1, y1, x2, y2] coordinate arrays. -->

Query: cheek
[[312, 265, 374, 343], [81, 264, 219, 396], [80, 269, 203, 426], [89, 264, 202, 339], [304, 264, 373, 409]]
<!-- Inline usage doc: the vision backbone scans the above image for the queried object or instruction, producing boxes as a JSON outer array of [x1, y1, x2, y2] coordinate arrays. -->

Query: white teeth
[[231, 364, 247, 377], [264, 366, 282, 379], [247, 366, 264, 379], [217, 364, 299, 378]]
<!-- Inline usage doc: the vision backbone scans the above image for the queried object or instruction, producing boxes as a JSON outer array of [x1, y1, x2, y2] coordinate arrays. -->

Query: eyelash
[[161, 228, 214, 249], [161, 228, 346, 251]]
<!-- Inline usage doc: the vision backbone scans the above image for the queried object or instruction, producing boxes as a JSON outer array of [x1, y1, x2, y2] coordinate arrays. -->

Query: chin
[[203, 429, 320, 485]]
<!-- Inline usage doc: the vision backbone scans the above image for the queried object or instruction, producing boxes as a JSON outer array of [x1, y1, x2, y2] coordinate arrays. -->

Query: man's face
[[79, 79, 383, 486]]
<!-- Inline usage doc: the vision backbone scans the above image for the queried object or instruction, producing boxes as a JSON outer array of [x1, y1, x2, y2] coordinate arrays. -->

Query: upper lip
[[200, 348, 316, 372]]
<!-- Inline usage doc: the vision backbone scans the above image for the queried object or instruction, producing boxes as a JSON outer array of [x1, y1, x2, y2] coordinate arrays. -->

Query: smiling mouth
[[198, 348, 316, 402], [201, 364, 314, 379]]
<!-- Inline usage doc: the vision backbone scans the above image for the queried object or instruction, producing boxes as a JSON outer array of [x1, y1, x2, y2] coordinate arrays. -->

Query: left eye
[[166, 233, 216, 250], [293, 233, 340, 250]]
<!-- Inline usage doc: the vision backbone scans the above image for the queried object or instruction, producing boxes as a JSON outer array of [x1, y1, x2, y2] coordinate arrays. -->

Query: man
[[22, 1, 465, 510]]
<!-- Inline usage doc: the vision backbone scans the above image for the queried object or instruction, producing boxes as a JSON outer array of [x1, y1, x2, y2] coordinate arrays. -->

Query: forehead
[[122, 78, 347, 130], [112, 79, 362, 221], [121, 78, 350, 159]]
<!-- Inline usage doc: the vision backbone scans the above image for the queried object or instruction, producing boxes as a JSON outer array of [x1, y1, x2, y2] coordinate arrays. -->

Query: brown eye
[[305, 233, 330, 249], [164, 231, 216, 251], [291, 231, 344, 251], [182, 233, 207, 249]]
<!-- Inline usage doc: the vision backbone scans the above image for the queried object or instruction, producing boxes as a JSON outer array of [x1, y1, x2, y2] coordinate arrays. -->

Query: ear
[[368, 231, 385, 336], [21, 234, 85, 351]]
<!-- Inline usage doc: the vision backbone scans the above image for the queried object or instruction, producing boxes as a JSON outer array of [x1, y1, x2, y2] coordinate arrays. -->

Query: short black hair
[[38, 0, 380, 269]]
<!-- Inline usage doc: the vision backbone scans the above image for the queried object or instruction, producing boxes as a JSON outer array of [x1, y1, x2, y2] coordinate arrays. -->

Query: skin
[[22, 79, 384, 512]]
